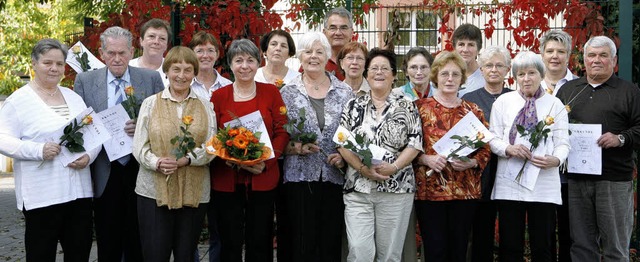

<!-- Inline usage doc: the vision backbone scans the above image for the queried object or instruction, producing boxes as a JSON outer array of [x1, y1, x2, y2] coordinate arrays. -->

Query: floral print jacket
[[280, 74, 354, 185], [340, 90, 423, 194]]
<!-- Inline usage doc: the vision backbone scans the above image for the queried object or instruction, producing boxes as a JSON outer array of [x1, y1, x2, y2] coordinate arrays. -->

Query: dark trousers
[[213, 185, 276, 262], [275, 159, 291, 262], [497, 200, 556, 262], [23, 198, 93, 262], [137, 195, 207, 262], [205, 189, 221, 262], [553, 183, 571, 262], [93, 160, 143, 261], [471, 200, 498, 262], [416, 200, 477, 262], [284, 181, 344, 262]]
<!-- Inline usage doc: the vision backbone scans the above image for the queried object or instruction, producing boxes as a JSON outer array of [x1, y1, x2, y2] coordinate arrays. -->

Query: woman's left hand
[[68, 154, 90, 169], [240, 161, 266, 174], [326, 153, 345, 169], [374, 162, 398, 177], [450, 159, 477, 172], [530, 155, 560, 169]]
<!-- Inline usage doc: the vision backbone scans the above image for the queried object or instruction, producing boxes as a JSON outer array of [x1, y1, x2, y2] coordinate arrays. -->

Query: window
[[389, 10, 438, 86]]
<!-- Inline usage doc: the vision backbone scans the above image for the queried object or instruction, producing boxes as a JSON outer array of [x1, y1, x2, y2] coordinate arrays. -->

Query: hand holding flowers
[[514, 115, 555, 182], [39, 113, 93, 167]]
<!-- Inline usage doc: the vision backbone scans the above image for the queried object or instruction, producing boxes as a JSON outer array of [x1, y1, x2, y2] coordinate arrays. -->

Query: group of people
[[0, 7, 638, 262]]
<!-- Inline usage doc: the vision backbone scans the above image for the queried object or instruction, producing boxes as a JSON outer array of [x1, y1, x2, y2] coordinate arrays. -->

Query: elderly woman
[[129, 18, 171, 87], [337, 41, 369, 95], [189, 31, 232, 100], [132, 46, 215, 261], [279, 32, 354, 261], [255, 29, 299, 86], [397, 47, 435, 100], [539, 29, 577, 261], [210, 39, 289, 262], [413, 51, 491, 262], [461, 46, 512, 262], [489, 51, 569, 261], [0, 39, 99, 261], [338, 48, 423, 261]]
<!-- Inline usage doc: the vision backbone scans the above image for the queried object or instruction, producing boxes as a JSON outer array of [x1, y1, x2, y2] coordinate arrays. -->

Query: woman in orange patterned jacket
[[413, 51, 491, 262]]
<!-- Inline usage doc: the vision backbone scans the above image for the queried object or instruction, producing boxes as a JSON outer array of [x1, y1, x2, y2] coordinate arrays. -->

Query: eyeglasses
[[368, 67, 392, 73], [194, 48, 218, 55], [438, 71, 462, 79], [408, 65, 430, 72], [344, 55, 365, 62], [482, 64, 507, 70], [326, 25, 352, 33]]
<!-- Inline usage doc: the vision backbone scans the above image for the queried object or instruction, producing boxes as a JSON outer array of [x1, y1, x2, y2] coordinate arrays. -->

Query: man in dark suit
[[74, 26, 165, 261]]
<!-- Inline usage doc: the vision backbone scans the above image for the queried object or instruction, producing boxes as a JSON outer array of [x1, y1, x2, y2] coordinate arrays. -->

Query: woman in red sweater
[[210, 39, 289, 262]]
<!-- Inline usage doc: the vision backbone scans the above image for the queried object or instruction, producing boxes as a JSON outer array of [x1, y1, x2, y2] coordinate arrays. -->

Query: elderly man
[[557, 35, 640, 262], [74, 26, 165, 261], [321, 7, 353, 81], [452, 24, 485, 97]]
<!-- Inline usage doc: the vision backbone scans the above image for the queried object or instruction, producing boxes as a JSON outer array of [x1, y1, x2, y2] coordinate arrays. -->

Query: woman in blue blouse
[[279, 32, 354, 261]]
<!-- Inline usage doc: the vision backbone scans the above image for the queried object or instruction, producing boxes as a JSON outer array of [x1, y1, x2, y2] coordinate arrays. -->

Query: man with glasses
[[321, 7, 354, 81]]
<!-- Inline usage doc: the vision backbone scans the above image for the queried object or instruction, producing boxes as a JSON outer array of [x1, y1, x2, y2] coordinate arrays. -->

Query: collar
[[107, 67, 131, 84], [162, 86, 199, 102]]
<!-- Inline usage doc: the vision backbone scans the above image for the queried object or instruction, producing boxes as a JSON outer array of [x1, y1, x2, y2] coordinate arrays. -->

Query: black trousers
[[284, 181, 344, 262], [553, 183, 571, 262], [93, 160, 143, 261], [471, 200, 498, 262], [137, 195, 207, 262], [416, 200, 478, 262], [23, 198, 93, 262], [497, 200, 556, 262], [213, 185, 276, 262]]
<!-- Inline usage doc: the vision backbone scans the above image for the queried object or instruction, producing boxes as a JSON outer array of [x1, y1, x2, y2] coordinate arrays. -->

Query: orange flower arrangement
[[206, 125, 271, 165]]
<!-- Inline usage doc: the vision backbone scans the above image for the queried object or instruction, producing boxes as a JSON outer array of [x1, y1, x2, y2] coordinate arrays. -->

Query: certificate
[[222, 110, 275, 160], [432, 111, 493, 158], [65, 41, 106, 73], [46, 107, 112, 166], [505, 135, 545, 191], [567, 124, 602, 175], [98, 104, 133, 161]]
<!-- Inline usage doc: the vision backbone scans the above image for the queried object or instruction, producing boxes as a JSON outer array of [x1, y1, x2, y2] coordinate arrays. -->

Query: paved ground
[[0, 172, 212, 261]]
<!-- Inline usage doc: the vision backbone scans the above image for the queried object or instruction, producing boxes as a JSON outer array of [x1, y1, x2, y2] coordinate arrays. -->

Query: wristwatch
[[618, 134, 626, 147]]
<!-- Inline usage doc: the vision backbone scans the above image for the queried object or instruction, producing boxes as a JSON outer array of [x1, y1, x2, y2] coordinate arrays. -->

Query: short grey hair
[[226, 39, 262, 65], [31, 38, 68, 62], [323, 7, 353, 29], [100, 26, 133, 49], [540, 30, 572, 54], [511, 51, 545, 79], [478, 46, 511, 67], [296, 32, 332, 60], [584, 36, 617, 57]]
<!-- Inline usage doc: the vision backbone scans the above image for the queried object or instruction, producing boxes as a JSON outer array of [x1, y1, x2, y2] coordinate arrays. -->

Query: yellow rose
[[279, 106, 287, 115], [476, 132, 485, 141], [544, 116, 555, 126], [565, 104, 571, 113], [545, 88, 553, 94], [125, 86, 134, 96], [71, 45, 82, 55], [182, 115, 194, 125], [82, 115, 93, 125], [337, 132, 347, 143], [275, 79, 285, 88]]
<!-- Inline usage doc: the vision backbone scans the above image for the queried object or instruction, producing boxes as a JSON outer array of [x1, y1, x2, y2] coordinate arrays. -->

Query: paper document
[[567, 124, 602, 175], [99, 104, 134, 161]]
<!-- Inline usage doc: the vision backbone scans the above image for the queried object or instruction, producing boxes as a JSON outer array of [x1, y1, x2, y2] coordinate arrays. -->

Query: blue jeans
[[568, 179, 633, 262]]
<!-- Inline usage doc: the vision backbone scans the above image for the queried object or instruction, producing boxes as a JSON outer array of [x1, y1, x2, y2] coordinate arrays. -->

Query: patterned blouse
[[414, 97, 491, 201], [340, 91, 423, 194], [280, 73, 354, 185]]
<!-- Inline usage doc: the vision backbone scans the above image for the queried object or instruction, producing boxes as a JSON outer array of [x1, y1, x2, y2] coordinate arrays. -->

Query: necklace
[[304, 74, 328, 90], [32, 81, 58, 97], [233, 83, 256, 99]]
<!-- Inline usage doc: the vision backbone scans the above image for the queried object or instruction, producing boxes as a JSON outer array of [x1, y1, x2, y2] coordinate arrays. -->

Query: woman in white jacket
[[489, 51, 570, 261]]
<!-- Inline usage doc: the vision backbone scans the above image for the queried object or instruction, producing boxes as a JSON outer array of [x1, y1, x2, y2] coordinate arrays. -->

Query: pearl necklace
[[233, 84, 256, 99], [32, 81, 58, 97]]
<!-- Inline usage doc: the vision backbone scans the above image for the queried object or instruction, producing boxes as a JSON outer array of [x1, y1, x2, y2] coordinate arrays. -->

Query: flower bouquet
[[283, 107, 317, 144], [206, 126, 272, 165]]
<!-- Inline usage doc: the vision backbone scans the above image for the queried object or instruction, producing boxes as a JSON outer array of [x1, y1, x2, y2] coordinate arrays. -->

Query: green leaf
[[171, 137, 178, 144]]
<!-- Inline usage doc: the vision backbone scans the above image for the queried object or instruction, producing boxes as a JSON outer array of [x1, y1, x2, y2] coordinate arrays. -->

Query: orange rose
[[232, 134, 249, 149], [228, 128, 239, 136], [275, 79, 284, 87], [125, 86, 134, 96], [182, 115, 194, 125], [279, 106, 287, 115], [251, 137, 259, 143], [82, 115, 93, 125], [544, 116, 555, 126], [565, 105, 571, 113], [238, 127, 248, 134]]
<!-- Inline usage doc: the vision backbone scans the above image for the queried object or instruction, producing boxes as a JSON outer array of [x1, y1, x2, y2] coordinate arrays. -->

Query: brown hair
[[429, 51, 467, 87], [163, 46, 200, 75]]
